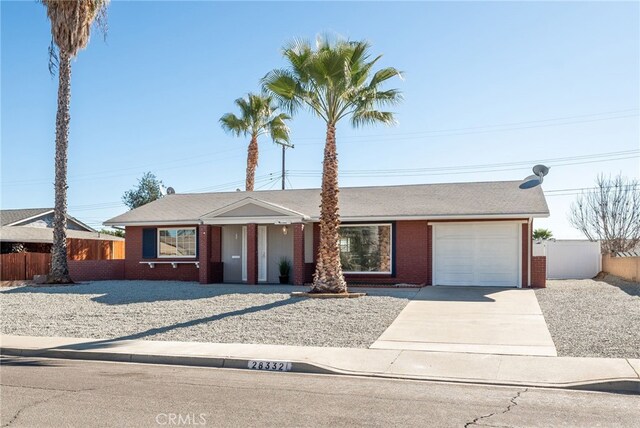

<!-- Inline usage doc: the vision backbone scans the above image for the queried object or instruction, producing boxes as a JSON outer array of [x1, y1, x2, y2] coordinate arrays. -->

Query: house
[[0, 208, 124, 259], [104, 181, 549, 288]]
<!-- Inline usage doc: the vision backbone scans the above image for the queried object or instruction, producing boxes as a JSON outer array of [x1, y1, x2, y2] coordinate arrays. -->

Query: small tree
[[122, 172, 164, 210], [569, 174, 640, 253], [99, 228, 125, 238], [533, 228, 553, 240]]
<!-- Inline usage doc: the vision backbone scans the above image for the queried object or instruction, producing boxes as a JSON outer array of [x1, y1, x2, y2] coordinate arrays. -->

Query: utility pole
[[275, 141, 294, 190]]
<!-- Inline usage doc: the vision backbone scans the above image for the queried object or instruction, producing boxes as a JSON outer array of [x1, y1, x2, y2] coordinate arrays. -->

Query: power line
[[293, 108, 640, 141], [294, 111, 640, 144], [287, 151, 639, 179]]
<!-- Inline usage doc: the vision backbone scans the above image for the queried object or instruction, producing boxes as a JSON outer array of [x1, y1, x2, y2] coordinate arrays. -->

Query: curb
[[2, 346, 638, 394]]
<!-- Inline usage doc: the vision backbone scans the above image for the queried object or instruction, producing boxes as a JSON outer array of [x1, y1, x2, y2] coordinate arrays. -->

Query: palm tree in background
[[533, 228, 553, 240], [263, 37, 403, 293], [220, 94, 291, 191], [41, 0, 109, 283]]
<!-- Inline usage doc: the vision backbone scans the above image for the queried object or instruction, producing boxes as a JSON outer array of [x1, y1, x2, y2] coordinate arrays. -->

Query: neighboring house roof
[[0, 208, 95, 232], [0, 226, 124, 243], [105, 180, 550, 226], [1, 208, 52, 227]]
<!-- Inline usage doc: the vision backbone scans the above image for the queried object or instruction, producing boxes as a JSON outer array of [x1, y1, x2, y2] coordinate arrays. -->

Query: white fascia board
[[311, 213, 548, 222], [6, 210, 54, 226], [201, 197, 308, 219], [201, 216, 309, 225], [103, 220, 202, 227]]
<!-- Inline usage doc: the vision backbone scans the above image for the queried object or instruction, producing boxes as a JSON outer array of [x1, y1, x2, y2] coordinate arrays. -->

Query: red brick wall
[[293, 224, 305, 285], [304, 263, 315, 284], [124, 226, 199, 282], [531, 256, 546, 288], [342, 221, 429, 285], [211, 226, 222, 263], [210, 226, 223, 283], [246, 224, 258, 285], [68, 260, 125, 282], [198, 225, 211, 284]]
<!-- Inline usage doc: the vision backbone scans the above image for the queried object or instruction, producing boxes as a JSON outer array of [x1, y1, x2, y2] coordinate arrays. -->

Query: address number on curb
[[248, 360, 292, 372]]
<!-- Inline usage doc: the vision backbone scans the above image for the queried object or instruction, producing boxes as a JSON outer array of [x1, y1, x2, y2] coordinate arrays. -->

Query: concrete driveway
[[370, 287, 557, 356]]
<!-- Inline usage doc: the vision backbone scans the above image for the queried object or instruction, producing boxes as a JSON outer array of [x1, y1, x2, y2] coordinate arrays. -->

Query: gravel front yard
[[535, 276, 640, 358], [0, 281, 415, 348]]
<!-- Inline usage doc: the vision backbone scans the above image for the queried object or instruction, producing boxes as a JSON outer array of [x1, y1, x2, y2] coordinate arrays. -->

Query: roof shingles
[[105, 181, 549, 226]]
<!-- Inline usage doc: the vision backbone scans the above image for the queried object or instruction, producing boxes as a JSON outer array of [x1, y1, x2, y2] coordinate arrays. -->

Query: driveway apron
[[370, 287, 557, 356]]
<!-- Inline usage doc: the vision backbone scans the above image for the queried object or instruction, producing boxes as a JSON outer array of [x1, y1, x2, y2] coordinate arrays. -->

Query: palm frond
[[369, 67, 404, 88], [219, 113, 249, 137], [350, 110, 397, 128]]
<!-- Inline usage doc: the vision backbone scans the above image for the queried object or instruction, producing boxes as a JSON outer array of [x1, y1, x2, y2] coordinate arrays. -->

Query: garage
[[433, 222, 521, 287]]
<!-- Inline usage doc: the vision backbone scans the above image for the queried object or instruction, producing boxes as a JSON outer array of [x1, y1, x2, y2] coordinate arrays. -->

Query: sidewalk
[[2, 334, 638, 393]]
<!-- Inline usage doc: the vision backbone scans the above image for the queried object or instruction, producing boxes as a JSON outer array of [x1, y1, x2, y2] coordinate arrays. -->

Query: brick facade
[[246, 224, 258, 285], [111, 219, 536, 287], [292, 223, 305, 285], [531, 256, 547, 288], [68, 259, 125, 282], [210, 226, 223, 283], [198, 225, 212, 284], [124, 226, 199, 282]]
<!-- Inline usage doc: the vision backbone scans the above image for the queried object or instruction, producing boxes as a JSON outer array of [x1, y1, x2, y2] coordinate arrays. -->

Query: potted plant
[[278, 257, 291, 284]]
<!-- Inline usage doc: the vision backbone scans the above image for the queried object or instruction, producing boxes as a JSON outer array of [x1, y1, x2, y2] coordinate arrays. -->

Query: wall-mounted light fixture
[[282, 225, 288, 236]]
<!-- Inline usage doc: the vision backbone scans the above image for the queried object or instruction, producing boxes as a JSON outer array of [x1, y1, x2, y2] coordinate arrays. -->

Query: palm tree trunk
[[311, 123, 347, 293], [246, 135, 258, 191], [48, 49, 73, 284]]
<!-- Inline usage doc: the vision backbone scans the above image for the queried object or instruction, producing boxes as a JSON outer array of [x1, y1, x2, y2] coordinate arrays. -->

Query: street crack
[[2, 392, 67, 427], [2, 386, 99, 427], [464, 388, 527, 427]]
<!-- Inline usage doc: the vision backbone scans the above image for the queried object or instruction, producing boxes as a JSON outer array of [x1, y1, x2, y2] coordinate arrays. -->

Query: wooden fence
[[602, 255, 640, 283], [1, 253, 51, 281], [67, 238, 125, 261], [1, 238, 125, 281]]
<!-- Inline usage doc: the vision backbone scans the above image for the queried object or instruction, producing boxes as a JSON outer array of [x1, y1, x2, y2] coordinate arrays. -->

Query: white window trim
[[157, 227, 197, 258], [339, 223, 393, 275]]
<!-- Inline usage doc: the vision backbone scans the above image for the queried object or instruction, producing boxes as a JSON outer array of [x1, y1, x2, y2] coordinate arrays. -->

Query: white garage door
[[434, 223, 520, 287]]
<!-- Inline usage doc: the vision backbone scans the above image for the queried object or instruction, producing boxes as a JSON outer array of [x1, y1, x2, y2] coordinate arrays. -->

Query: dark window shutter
[[142, 228, 157, 259]]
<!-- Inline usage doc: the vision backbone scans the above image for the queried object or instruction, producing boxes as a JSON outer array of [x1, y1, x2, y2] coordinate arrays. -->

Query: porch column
[[293, 223, 305, 285], [211, 226, 223, 283], [198, 225, 211, 284], [246, 223, 258, 285]]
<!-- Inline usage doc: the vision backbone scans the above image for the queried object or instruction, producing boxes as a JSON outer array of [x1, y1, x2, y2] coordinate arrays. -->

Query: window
[[158, 228, 196, 257], [339, 224, 392, 273]]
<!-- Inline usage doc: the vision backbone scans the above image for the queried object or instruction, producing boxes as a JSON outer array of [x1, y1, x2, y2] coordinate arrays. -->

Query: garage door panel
[[434, 223, 520, 287], [438, 272, 475, 285]]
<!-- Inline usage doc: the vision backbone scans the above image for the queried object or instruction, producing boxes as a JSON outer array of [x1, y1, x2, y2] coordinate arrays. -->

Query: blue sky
[[1, 1, 638, 237]]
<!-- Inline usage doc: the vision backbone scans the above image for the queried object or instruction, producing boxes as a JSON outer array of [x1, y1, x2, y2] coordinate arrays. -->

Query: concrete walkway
[[1, 334, 638, 393], [371, 287, 557, 356]]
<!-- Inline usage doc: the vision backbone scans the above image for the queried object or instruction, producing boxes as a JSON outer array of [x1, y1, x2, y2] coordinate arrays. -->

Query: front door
[[241, 225, 268, 283]]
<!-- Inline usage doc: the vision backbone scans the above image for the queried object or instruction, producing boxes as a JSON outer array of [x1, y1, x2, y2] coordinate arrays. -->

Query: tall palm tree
[[41, 0, 109, 283], [263, 37, 403, 294], [220, 93, 291, 191]]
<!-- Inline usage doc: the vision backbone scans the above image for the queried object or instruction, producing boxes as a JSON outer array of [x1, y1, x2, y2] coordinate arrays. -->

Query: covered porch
[[196, 197, 311, 285]]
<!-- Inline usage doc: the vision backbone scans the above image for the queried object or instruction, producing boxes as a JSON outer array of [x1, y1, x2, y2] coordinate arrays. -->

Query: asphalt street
[[1, 356, 638, 427]]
